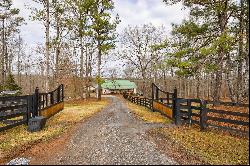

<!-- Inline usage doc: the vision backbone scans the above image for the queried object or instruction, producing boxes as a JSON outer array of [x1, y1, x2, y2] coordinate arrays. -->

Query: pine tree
[[90, 0, 120, 100], [4, 73, 22, 94]]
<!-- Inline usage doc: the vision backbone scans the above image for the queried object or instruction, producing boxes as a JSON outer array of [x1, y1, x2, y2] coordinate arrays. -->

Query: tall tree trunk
[[5, 46, 8, 75], [1, 18, 5, 84], [196, 75, 200, 98], [226, 71, 235, 103], [17, 35, 21, 85], [45, 0, 50, 92], [213, 3, 228, 104], [85, 44, 90, 98], [55, 8, 60, 86], [97, 40, 102, 100], [245, 0, 249, 102], [225, 53, 235, 102], [236, 0, 244, 103], [80, 36, 84, 78], [213, 64, 222, 104], [141, 70, 146, 96], [163, 70, 167, 91], [79, 35, 84, 98], [178, 77, 181, 97]]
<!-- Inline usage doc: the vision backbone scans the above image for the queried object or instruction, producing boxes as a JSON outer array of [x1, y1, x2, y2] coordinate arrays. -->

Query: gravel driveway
[[39, 96, 177, 165]]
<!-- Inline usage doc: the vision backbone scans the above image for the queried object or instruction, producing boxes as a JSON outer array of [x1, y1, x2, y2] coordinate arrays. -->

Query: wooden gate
[[0, 95, 32, 132], [151, 83, 177, 119], [0, 84, 64, 132]]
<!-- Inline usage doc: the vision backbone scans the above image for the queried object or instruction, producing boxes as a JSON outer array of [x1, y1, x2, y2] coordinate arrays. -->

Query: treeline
[[119, 0, 249, 104], [0, 0, 119, 100], [0, 0, 248, 103]]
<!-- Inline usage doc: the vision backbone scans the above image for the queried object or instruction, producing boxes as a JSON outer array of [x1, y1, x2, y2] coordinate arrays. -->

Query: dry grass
[[0, 98, 109, 159], [125, 100, 172, 124], [155, 126, 249, 165]]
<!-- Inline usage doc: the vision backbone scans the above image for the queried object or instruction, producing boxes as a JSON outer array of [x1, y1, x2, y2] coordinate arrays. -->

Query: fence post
[[33, 87, 39, 117], [151, 83, 154, 101], [26, 95, 33, 123], [45, 94, 48, 107], [57, 85, 60, 103], [61, 84, 64, 102], [173, 87, 178, 119], [167, 92, 170, 105], [156, 87, 159, 101], [175, 98, 181, 126], [200, 100, 208, 131], [187, 99, 192, 125], [151, 83, 154, 111], [50, 91, 54, 105]]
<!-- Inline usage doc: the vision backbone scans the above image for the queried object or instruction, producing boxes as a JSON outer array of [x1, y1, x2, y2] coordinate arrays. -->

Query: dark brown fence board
[[208, 109, 249, 117], [0, 111, 26, 121], [208, 116, 249, 126], [0, 95, 30, 101], [190, 106, 202, 110], [0, 84, 64, 132], [125, 83, 249, 136], [190, 99, 203, 103], [206, 100, 249, 107], [0, 104, 27, 112]]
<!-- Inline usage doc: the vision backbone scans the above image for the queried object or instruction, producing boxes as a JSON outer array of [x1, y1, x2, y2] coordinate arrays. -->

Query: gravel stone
[[7, 157, 30, 165], [39, 96, 178, 165]]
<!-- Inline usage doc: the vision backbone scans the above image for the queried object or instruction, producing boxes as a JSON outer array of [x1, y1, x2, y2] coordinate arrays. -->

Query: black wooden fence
[[152, 83, 177, 108], [175, 98, 249, 134], [124, 83, 249, 136], [124, 94, 152, 109], [151, 83, 177, 118], [0, 84, 64, 132]]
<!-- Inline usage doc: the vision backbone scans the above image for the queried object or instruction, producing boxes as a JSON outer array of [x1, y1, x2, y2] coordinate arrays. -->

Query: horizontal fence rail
[[205, 100, 249, 107], [123, 94, 152, 109], [175, 98, 249, 135], [124, 82, 249, 137], [0, 95, 31, 132], [0, 84, 64, 132]]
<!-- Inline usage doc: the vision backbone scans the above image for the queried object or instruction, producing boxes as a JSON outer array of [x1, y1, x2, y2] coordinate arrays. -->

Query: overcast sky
[[12, 0, 189, 47], [11, 0, 189, 77]]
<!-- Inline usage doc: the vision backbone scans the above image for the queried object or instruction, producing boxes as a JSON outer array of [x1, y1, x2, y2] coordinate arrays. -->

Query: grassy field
[[0, 98, 109, 160], [124, 97, 249, 165], [154, 126, 249, 165]]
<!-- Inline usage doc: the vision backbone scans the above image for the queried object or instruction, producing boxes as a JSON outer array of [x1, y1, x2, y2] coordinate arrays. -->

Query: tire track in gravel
[[34, 96, 178, 165]]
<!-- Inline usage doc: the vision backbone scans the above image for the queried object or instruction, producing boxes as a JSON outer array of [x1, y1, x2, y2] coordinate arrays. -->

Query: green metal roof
[[101, 80, 137, 90]]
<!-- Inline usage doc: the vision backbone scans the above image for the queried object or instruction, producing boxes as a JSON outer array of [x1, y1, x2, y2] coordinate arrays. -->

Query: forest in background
[[0, 0, 249, 104]]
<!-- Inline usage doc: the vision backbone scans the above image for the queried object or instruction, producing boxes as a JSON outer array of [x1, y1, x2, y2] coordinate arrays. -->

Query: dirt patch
[[26, 124, 75, 165], [0, 116, 84, 165], [147, 128, 208, 165], [0, 98, 110, 165]]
